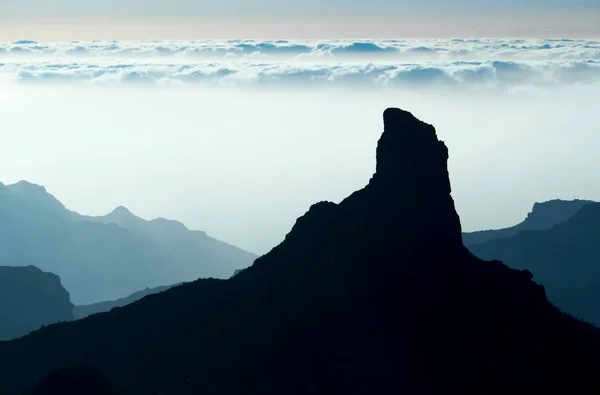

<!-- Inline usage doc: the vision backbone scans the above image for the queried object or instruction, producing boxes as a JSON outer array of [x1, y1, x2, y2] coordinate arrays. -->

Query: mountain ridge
[[462, 198, 595, 246]]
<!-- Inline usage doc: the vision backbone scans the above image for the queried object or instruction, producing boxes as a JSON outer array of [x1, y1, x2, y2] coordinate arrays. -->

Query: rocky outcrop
[[0, 266, 73, 341], [2, 108, 600, 395], [463, 199, 595, 246]]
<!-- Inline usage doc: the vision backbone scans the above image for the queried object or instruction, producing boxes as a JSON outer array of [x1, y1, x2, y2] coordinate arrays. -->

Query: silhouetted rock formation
[[0, 182, 256, 304], [74, 284, 178, 320], [0, 266, 73, 341], [463, 199, 594, 246], [470, 202, 600, 325], [0, 108, 599, 394]]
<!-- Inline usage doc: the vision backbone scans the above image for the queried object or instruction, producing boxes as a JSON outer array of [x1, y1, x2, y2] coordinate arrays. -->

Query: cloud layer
[[1, 39, 599, 89]]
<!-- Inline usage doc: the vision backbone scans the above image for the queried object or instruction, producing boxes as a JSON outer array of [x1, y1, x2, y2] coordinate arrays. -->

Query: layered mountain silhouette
[[0, 266, 73, 341], [1, 108, 600, 394], [0, 182, 256, 304], [470, 202, 600, 325], [462, 199, 594, 246], [74, 284, 178, 320]]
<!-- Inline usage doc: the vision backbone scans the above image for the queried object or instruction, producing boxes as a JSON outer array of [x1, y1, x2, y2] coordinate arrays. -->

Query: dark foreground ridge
[[2, 108, 600, 394]]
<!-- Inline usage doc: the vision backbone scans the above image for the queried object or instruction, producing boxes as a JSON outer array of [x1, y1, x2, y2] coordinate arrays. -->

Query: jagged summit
[[376, 108, 441, 178], [268, 107, 463, 269], [285, 107, 462, 261], [371, 107, 461, 248]]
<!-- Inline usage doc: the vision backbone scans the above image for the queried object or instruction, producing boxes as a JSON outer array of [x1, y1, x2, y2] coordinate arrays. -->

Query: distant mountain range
[[462, 199, 595, 246], [469, 201, 600, 325], [2, 108, 599, 394], [0, 181, 257, 304], [0, 266, 73, 341]]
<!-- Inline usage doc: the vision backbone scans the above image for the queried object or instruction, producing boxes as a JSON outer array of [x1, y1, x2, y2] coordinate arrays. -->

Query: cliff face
[[0, 266, 73, 341], [1, 108, 600, 395]]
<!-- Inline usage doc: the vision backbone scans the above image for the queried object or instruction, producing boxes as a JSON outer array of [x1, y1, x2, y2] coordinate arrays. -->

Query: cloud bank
[[1, 39, 599, 89]]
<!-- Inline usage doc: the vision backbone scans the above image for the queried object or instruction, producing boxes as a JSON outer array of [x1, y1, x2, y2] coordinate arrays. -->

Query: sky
[[2, 0, 599, 17], [1, 0, 600, 40], [0, 2, 600, 254]]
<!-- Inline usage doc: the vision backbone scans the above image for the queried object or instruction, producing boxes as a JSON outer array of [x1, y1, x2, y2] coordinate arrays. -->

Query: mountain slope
[[0, 266, 73, 341], [74, 284, 178, 320], [0, 183, 256, 304], [1, 108, 599, 395], [470, 202, 600, 325], [462, 199, 594, 246]]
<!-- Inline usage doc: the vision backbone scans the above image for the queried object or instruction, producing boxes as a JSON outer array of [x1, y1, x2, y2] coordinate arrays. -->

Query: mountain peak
[[110, 205, 133, 214], [106, 205, 137, 219], [10, 180, 47, 190], [374, 108, 450, 192], [382, 107, 416, 124], [3, 181, 66, 213], [8, 180, 48, 195], [368, 107, 461, 250], [276, 108, 463, 274]]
